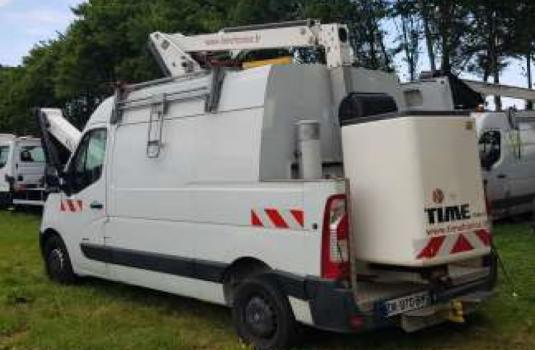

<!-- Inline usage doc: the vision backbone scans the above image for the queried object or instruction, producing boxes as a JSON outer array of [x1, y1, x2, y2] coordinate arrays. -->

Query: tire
[[43, 235, 77, 284], [232, 275, 301, 350]]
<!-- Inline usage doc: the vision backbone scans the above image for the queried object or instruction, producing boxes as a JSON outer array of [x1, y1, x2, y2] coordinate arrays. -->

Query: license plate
[[381, 291, 431, 317]]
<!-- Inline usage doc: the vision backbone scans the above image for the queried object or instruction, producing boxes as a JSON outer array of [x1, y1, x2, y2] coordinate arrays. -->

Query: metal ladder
[[146, 94, 167, 158]]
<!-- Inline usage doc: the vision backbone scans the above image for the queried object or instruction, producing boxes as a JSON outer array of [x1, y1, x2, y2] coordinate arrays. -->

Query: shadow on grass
[[76, 276, 231, 321], [68, 276, 494, 350], [300, 316, 490, 349]]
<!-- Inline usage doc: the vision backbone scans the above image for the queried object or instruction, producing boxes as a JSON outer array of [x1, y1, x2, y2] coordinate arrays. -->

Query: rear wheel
[[232, 276, 300, 350], [43, 235, 77, 284]]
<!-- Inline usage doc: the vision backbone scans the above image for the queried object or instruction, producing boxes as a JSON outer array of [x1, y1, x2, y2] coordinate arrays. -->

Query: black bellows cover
[[338, 93, 398, 126]]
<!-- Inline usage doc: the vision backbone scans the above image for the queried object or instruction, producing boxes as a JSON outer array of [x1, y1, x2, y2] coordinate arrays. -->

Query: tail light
[[321, 194, 350, 280]]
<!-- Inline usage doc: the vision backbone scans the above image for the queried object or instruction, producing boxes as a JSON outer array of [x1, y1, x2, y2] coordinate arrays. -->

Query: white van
[[0, 134, 46, 207], [39, 22, 495, 350], [476, 111, 535, 218], [39, 65, 496, 349]]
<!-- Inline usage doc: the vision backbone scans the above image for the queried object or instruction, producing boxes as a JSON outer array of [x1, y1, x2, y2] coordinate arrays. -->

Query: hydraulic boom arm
[[37, 108, 81, 153], [149, 20, 353, 77], [463, 79, 535, 103]]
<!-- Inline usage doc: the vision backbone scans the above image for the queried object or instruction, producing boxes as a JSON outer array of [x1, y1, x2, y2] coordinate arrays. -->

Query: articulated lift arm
[[38, 108, 81, 153], [463, 79, 535, 103], [149, 20, 354, 77]]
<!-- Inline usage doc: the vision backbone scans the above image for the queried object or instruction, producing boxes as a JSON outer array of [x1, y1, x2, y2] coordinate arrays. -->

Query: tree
[[508, 0, 535, 109], [392, 0, 421, 80], [464, 0, 516, 110]]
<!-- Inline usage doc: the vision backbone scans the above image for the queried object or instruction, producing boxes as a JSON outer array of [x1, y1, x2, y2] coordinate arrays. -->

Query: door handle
[[497, 174, 507, 179], [90, 201, 104, 210]]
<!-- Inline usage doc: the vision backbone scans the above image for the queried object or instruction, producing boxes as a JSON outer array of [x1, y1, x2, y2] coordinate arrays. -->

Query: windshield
[[0, 145, 9, 169], [19, 145, 45, 163]]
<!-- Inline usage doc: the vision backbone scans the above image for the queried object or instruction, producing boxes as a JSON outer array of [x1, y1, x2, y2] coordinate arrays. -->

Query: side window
[[0, 146, 9, 169], [69, 129, 107, 193], [479, 130, 501, 169], [20, 146, 45, 163]]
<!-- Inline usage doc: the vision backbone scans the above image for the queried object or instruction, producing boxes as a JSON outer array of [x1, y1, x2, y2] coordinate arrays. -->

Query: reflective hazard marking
[[416, 236, 446, 259], [415, 229, 491, 259], [60, 199, 83, 212], [251, 208, 305, 230]]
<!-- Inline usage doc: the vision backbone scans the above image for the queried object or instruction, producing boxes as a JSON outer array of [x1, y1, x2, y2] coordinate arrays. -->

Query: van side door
[[59, 128, 109, 276], [479, 129, 509, 215], [0, 143, 11, 201], [506, 124, 535, 214]]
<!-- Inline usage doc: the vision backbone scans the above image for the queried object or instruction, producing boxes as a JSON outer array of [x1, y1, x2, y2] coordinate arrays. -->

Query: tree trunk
[[402, 18, 415, 81], [493, 67, 502, 111], [419, 0, 436, 74], [438, 1, 452, 74], [487, 8, 501, 111], [527, 52, 533, 110]]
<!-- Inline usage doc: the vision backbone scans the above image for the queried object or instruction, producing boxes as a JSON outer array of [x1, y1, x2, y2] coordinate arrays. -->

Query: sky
[[0, 0, 82, 66], [0, 0, 533, 109]]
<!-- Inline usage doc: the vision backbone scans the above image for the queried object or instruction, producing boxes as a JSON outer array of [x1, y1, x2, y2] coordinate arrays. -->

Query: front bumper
[[0, 191, 11, 206]]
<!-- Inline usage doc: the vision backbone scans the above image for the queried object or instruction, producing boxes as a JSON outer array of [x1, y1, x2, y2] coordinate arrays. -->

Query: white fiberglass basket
[[341, 113, 491, 267]]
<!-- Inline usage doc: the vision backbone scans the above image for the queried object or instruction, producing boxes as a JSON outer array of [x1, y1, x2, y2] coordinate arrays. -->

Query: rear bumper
[[274, 272, 365, 333], [275, 268, 496, 333]]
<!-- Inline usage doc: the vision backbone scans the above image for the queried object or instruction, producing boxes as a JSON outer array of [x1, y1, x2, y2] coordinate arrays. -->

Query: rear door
[[0, 143, 11, 194], [59, 128, 109, 276], [15, 142, 46, 187], [506, 123, 535, 214]]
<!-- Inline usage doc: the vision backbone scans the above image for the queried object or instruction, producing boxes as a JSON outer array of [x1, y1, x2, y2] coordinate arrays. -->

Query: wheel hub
[[244, 295, 276, 338], [48, 248, 65, 276]]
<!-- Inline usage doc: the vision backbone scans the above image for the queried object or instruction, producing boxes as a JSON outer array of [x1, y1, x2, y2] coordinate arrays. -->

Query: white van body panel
[[402, 77, 455, 111]]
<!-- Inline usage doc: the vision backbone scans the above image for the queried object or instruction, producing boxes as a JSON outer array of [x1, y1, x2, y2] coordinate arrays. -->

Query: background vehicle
[[0, 134, 46, 207], [476, 110, 535, 218], [0, 134, 15, 206], [39, 20, 495, 350], [402, 75, 535, 218], [0, 110, 80, 208]]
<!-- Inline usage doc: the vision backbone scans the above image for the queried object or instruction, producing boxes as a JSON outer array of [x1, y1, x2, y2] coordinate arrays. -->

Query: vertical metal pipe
[[297, 120, 322, 180]]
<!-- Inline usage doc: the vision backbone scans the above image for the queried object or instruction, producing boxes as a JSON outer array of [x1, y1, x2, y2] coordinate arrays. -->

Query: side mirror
[[44, 166, 68, 194], [59, 170, 73, 196], [45, 173, 60, 188]]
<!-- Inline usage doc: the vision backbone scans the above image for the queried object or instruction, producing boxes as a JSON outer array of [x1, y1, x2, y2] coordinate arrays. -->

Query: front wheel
[[232, 275, 301, 350], [43, 235, 77, 284]]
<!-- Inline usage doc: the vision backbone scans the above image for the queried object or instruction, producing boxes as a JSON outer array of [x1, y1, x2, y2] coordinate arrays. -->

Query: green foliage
[[1, 0, 534, 130]]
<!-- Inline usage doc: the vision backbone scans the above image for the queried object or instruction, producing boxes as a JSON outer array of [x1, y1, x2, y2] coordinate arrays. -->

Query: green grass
[[0, 211, 534, 350]]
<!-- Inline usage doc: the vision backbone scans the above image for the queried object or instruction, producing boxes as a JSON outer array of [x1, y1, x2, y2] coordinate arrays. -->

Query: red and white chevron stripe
[[60, 199, 83, 213], [415, 229, 491, 259], [251, 208, 304, 230]]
